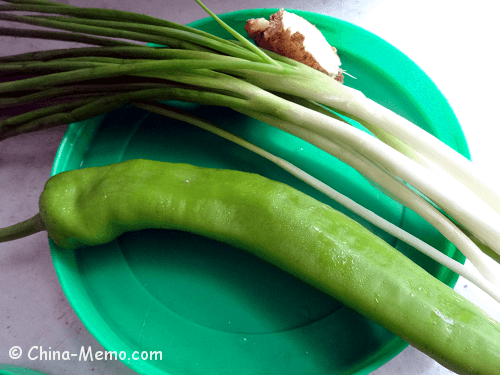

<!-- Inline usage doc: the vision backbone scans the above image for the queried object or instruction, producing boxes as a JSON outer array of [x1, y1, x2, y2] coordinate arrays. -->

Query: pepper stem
[[0, 213, 46, 243]]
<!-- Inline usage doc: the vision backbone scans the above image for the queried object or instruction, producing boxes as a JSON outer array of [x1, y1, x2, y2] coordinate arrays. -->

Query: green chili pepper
[[3, 159, 500, 374]]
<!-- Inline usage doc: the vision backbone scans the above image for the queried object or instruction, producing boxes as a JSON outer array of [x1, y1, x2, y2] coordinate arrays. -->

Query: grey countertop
[[1, 1, 499, 374]]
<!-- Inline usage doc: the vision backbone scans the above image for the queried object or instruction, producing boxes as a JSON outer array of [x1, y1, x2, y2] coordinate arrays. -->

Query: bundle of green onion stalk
[[1, 0, 500, 306]]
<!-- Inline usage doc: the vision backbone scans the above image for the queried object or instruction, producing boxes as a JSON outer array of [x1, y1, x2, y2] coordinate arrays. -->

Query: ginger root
[[245, 9, 344, 83]]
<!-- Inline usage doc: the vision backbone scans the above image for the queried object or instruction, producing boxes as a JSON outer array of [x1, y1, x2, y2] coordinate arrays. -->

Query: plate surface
[[49, 9, 468, 375], [0, 365, 49, 375]]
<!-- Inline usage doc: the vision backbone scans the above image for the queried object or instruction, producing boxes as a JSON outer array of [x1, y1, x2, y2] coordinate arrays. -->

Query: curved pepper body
[[39, 159, 500, 375]]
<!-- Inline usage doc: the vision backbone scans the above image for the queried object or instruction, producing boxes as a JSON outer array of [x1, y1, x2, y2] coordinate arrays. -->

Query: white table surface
[[1, 0, 499, 374]]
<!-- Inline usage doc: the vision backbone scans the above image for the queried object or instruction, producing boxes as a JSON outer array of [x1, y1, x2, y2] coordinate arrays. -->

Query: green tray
[[0, 365, 49, 375], [49, 8, 468, 375]]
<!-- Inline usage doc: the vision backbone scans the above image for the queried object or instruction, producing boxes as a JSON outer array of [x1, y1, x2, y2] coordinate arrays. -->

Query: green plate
[[0, 365, 49, 375], [49, 9, 468, 375]]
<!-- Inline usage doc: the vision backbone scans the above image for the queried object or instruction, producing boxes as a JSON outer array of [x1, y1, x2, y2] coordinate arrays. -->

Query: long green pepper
[[5, 159, 498, 375]]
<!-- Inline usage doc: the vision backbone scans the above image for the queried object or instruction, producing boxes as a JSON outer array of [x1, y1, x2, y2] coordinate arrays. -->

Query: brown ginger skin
[[245, 10, 344, 83]]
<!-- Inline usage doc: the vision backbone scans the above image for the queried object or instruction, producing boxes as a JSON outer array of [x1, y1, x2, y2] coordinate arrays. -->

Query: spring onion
[[1, 0, 500, 305]]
